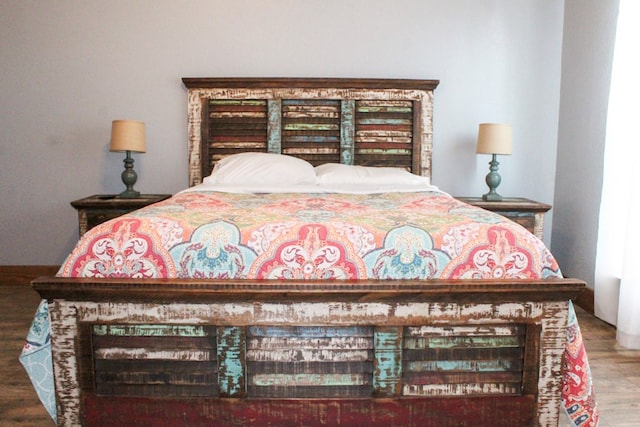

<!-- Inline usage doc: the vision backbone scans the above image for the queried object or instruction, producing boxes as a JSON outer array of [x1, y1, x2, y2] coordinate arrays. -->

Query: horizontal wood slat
[[281, 99, 341, 165], [355, 100, 414, 169], [202, 99, 268, 177], [246, 325, 374, 398], [402, 324, 527, 397], [92, 324, 218, 398]]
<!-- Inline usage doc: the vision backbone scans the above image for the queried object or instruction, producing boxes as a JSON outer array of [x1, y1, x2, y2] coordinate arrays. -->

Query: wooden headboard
[[182, 78, 439, 187]]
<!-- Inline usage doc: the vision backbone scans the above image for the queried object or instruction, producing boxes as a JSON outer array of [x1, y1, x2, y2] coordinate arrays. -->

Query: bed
[[22, 78, 597, 426]]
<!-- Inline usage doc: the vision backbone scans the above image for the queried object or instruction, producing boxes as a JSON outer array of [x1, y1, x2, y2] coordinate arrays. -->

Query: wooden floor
[[1, 284, 638, 426]]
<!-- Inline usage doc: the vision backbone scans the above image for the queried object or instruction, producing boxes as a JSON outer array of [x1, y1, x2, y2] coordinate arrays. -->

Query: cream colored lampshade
[[110, 120, 146, 153], [476, 123, 512, 155]]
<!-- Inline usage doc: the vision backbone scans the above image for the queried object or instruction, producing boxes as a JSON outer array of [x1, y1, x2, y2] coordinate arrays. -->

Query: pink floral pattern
[[60, 191, 561, 280]]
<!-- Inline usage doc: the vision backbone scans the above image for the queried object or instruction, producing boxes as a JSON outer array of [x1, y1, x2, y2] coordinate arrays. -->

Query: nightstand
[[455, 197, 551, 239], [71, 194, 171, 237]]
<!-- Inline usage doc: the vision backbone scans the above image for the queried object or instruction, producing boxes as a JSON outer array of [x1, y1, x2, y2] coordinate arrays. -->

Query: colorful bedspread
[[20, 190, 598, 425], [61, 190, 561, 280]]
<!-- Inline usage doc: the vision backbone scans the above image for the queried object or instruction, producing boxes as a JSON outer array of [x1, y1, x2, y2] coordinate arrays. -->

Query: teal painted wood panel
[[267, 99, 281, 153], [340, 100, 355, 165], [373, 326, 403, 396], [217, 326, 246, 397]]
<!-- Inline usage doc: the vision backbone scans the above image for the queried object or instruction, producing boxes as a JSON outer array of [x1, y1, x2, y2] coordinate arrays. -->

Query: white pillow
[[315, 163, 430, 186], [203, 152, 317, 186]]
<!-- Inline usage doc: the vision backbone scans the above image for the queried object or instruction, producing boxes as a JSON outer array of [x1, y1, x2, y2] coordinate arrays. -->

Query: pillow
[[315, 163, 430, 186], [204, 152, 317, 186]]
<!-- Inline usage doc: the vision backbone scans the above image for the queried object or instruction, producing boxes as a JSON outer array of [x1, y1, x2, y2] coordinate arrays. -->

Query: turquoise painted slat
[[405, 359, 520, 372], [93, 325, 209, 337], [406, 336, 522, 349], [359, 118, 412, 125], [373, 327, 402, 396], [217, 326, 246, 397], [340, 100, 355, 165], [267, 99, 282, 153]]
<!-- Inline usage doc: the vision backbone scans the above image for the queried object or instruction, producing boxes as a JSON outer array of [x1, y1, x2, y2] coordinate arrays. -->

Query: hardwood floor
[[1, 284, 53, 426], [1, 283, 638, 426]]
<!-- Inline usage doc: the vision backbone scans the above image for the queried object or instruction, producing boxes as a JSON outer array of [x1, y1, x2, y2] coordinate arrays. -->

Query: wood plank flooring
[[1, 283, 638, 426], [1, 284, 53, 425]]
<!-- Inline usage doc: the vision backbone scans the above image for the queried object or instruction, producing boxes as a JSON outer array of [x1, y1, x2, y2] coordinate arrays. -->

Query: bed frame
[[33, 78, 584, 426]]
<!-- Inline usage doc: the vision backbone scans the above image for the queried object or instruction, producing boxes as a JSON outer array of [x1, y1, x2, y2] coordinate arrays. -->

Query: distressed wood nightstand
[[455, 197, 551, 240], [71, 194, 171, 236]]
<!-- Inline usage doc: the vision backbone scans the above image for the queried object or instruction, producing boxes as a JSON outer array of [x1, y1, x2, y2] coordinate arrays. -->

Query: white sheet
[[180, 181, 445, 195]]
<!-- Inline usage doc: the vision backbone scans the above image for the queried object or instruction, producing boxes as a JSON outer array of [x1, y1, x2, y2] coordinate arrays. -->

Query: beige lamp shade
[[110, 120, 146, 153], [476, 123, 512, 155]]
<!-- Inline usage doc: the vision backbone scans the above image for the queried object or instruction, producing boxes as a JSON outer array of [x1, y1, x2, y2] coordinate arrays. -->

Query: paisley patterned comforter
[[20, 189, 598, 425], [59, 190, 560, 280]]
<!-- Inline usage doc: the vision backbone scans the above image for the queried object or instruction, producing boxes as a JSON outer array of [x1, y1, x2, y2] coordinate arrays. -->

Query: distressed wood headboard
[[182, 78, 439, 187]]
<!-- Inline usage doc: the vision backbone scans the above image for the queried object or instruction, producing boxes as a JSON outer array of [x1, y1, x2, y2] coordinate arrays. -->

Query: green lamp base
[[116, 150, 141, 199], [482, 154, 504, 202], [117, 189, 141, 199], [482, 192, 503, 202]]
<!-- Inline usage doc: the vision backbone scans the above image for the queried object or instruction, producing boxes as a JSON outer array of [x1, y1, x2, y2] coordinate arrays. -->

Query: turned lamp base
[[117, 150, 141, 199], [482, 154, 504, 202]]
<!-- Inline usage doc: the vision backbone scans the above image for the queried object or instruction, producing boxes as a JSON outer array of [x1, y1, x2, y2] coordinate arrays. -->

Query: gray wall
[[553, 0, 619, 290], [1, 1, 565, 265]]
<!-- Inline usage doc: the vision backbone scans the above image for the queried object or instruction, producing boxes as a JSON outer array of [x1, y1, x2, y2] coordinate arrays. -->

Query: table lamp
[[110, 120, 146, 198], [476, 123, 512, 201]]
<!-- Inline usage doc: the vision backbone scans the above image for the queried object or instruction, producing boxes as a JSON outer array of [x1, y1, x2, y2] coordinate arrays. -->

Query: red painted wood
[[83, 395, 535, 426]]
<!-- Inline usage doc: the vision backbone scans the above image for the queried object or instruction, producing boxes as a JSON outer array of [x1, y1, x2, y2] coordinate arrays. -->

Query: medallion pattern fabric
[[58, 191, 561, 280], [562, 301, 600, 426]]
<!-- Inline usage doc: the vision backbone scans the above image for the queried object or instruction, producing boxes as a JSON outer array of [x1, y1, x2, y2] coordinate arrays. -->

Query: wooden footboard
[[33, 277, 584, 427]]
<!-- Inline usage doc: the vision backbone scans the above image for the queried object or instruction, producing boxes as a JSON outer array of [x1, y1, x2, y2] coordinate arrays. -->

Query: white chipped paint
[[49, 301, 82, 427], [406, 325, 521, 337], [403, 383, 520, 396], [247, 348, 370, 362], [94, 348, 212, 361], [255, 302, 392, 323], [247, 336, 373, 350], [74, 300, 546, 326], [393, 302, 543, 323], [250, 373, 368, 387], [76, 302, 253, 323], [535, 301, 569, 426]]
